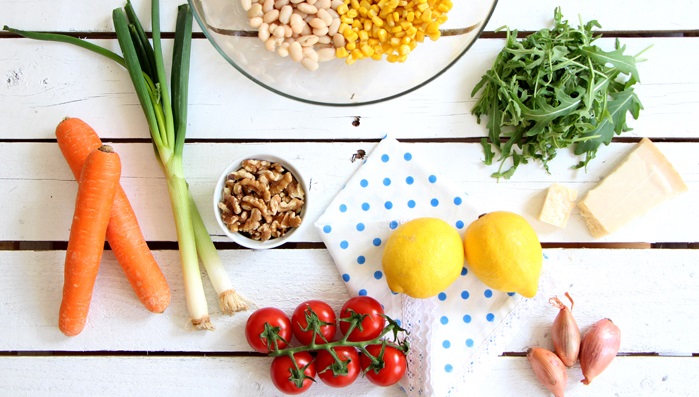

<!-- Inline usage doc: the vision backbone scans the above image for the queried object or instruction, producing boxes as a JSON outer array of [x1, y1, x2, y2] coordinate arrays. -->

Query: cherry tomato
[[245, 307, 292, 353], [291, 300, 337, 345], [270, 351, 316, 395], [316, 346, 360, 388], [339, 296, 385, 342], [360, 344, 407, 387]]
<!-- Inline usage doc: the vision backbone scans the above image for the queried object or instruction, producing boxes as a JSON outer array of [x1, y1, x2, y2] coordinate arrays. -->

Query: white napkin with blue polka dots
[[315, 137, 524, 396]]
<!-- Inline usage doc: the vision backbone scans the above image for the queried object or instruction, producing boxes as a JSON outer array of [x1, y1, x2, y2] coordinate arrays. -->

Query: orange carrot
[[55, 117, 170, 313], [59, 145, 121, 336]]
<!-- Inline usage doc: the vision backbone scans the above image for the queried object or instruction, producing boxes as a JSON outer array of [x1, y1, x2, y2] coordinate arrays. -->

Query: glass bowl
[[213, 154, 308, 249], [189, 0, 498, 106]]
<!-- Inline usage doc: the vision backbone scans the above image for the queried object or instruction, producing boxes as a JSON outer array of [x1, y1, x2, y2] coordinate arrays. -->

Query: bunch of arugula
[[471, 7, 650, 179]]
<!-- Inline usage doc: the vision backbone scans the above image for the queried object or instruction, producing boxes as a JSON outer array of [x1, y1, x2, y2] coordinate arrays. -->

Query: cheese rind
[[538, 183, 578, 228], [578, 138, 688, 238]]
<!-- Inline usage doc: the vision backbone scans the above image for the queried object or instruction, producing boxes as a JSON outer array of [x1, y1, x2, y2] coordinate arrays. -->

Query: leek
[[5, 1, 250, 329]]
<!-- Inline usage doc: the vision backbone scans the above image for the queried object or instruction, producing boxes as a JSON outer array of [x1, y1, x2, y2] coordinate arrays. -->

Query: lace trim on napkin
[[400, 295, 436, 397], [447, 264, 560, 395]]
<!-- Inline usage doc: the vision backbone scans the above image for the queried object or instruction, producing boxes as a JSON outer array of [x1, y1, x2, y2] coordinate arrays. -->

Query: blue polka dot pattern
[[312, 137, 518, 396], [484, 289, 493, 298]]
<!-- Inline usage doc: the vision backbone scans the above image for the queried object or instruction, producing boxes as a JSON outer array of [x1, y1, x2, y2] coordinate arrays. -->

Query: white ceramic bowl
[[213, 154, 308, 249]]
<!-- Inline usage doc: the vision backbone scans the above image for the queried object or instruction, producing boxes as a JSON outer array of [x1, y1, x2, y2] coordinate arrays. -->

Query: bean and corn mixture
[[241, 0, 453, 70]]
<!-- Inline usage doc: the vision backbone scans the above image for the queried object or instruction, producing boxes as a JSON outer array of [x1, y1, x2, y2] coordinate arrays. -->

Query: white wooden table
[[2, 0, 698, 395]]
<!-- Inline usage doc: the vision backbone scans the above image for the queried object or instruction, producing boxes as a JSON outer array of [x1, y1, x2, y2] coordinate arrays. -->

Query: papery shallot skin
[[579, 318, 621, 385], [550, 294, 581, 367], [527, 347, 567, 397]]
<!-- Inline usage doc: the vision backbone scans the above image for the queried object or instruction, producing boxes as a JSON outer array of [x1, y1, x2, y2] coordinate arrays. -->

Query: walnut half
[[218, 159, 305, 243]]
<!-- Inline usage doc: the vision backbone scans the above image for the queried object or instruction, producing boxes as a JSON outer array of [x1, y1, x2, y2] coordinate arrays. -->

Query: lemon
[[382, 218, 464, 299], [464, 211, 542, 298]]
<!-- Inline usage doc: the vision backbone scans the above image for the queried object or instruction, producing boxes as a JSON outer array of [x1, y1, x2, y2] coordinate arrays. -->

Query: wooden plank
[[0, 355, 695, 396], [1, 0, 697, 33], [0, 141, 696, 244], [1, 249, 698, 354], [1, 37, 697, 140]]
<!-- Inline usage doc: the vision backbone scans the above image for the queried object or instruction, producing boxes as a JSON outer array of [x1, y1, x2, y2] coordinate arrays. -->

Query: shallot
[[527, 347, 568, 397], [579, 318, 621, 385], [550, 292, 581, 367]]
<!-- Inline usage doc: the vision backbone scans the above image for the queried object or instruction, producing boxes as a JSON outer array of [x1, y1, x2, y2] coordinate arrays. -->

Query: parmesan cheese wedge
[[578, 138, 688, 238], [538, 183, 578, 228]]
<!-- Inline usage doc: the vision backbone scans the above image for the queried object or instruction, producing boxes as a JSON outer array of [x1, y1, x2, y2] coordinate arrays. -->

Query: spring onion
[[4, 0, 250, 329]]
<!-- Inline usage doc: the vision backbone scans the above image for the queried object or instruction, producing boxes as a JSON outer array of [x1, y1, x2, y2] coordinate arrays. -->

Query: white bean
[[312, 25, 328, 37], [317, 35, 332, 44], [330, 0, 343, 9], [278, 5, 293, 24], [297, 3, 318, 14], [277, 42, 290, 57], [317, 47, 336, 62], [272, 24, 286, 37], [284, 25, 294, 38], [240, 0, 253, 12], [297, 34, 320, 47], [248, 3, 263, 18], [274, 0, 289, 7], [302, 46, 319, 62], [315, 0, 331, 9], [263, 9, 280, 23], [309, 18, 326, 29], [327, 17, 341, 36], [332, 33, 345, 48], [258, 23, 271, 42], [265, 37, 277, 52], [306, 0, 317, 5], [317, 9, 333, 26], [301, 57, 320, 71], [262, 0, 274, 12], [249, 16, 264, 28], [289, 41, 304, 62]]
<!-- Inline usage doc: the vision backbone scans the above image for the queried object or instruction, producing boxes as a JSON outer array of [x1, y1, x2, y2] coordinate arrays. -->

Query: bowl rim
[[212, 154, 308, 249], [188, 0, 499, 107]]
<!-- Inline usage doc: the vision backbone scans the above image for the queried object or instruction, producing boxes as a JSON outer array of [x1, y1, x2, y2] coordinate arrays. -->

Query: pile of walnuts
[[218, 159, 305, 242]]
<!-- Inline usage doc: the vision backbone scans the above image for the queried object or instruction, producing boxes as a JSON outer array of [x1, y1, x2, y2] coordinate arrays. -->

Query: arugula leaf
[[470, 7, 648, 178]]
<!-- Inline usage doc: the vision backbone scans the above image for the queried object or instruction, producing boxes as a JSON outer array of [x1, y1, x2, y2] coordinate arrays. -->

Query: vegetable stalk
[[4, 1, 250, 328]]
